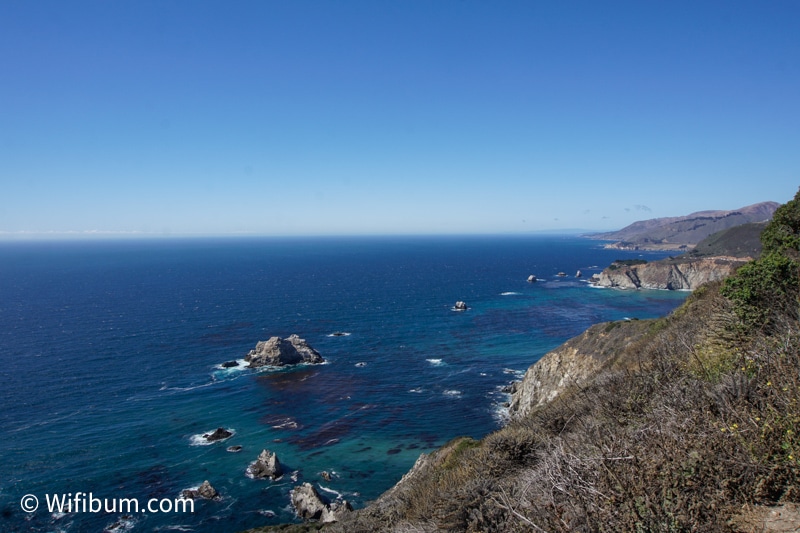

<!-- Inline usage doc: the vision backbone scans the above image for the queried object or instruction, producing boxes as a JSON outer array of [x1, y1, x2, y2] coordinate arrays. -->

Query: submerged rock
[[203, 427, 233, 442], [226, 445, 243, 453], [247, 449, 283, 480], [245, 335, 324, 368]]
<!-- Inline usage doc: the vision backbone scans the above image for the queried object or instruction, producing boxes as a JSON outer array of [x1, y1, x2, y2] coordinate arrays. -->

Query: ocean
[[0, 235, 688, 532]]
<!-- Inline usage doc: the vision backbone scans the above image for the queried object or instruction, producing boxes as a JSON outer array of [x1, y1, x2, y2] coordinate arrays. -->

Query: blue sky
[[1, 1, 798, 238]]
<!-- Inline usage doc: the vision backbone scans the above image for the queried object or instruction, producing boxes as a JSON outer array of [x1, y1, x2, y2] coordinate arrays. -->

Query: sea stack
[[245, 335, 324, 368], [247, 449, 283, 480], [203, 427, 233, 443], [181, 480, 220, 501]]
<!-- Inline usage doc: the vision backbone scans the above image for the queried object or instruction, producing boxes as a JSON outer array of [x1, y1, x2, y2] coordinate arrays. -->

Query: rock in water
[[245, 335, 324, 368], [181, 480, 219, 500], [454, 301, 468, 311], [203, 427, 233, 442], [527, 275, 537, 282], [289, 482, 353, 523], [291, 483, 328, 520], [197, 480, 219, 500], [247, 449, 283, 480], [321, 500, 353, 523]]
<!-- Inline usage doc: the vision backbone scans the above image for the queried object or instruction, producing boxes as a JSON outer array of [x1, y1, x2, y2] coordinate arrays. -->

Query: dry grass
[[319, 281, 800, 532]]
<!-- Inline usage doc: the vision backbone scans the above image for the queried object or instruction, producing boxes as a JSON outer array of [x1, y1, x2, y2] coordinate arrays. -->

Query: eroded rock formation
[[594, 257, 746, 290], [245, 335, 324, 368]]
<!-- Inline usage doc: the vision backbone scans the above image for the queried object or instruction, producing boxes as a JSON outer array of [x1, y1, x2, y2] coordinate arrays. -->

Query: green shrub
[[721, 190, 800, 332], [761, 188, 800, 255]]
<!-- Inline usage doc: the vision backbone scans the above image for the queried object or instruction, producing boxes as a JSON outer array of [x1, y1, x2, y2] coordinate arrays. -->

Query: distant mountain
[[682, 221, 768, 259], [588, 201, 779, 251]]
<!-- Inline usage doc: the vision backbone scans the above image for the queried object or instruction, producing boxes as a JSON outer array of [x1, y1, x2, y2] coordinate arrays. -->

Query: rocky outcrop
[[245, 335, 324, 368], [322, 501, 354, 523], [594, 257, 745, 290], [181, 480, 220, 500], [509, 320, 651, 419], [454, 301, 468, 311], [247, 449, 283, 480], [202, 427, 233, 442], [290, 482, 352, 523]]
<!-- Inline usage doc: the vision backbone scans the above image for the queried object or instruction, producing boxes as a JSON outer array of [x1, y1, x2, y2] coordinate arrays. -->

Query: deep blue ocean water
[[0, 236, 688, 532]]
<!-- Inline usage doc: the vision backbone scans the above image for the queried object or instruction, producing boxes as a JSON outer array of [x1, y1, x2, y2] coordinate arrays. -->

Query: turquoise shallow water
[[0, 235, 688, 531]]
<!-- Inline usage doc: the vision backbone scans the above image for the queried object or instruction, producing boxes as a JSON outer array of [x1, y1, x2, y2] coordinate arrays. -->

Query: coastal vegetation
[[607, 258, 648, 270], [251, 191, 800, 531]]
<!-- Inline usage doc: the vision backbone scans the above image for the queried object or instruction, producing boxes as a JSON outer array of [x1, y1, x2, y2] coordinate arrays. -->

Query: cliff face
[[594, 256, 746, 290], [509, 320, 650, 418]]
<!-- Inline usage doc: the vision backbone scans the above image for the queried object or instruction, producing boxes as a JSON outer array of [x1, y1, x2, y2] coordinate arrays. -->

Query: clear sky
[[1, 1, 798, 238]]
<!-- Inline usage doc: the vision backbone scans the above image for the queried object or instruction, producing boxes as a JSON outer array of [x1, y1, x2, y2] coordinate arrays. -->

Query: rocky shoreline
[[590, 256, 747, 290]]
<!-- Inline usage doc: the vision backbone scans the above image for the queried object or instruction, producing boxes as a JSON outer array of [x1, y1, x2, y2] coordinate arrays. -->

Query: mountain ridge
[[587, 201, 779, 251]]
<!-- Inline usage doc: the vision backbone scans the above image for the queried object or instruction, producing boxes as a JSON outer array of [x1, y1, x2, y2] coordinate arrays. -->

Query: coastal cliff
[[593, 256, 746, 290], [508, 320, 651, 418]]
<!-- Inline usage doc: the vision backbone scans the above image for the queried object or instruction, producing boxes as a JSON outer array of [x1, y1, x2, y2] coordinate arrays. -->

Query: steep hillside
[[685, 221, 768, 259], [589, 201, 778, 251], [315, 281, 799, 532]]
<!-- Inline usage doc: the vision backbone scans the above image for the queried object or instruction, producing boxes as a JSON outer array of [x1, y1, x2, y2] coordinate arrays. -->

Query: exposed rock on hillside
[[509, 320, 651, 418], [593, 256, 746, 290], [245, 335, 324, 368]]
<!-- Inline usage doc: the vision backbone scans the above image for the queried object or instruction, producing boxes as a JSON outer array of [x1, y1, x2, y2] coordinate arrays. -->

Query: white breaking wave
[[214, 358, 249, 371], [500, 291, 521, 296], [426, 358, 445, 366]]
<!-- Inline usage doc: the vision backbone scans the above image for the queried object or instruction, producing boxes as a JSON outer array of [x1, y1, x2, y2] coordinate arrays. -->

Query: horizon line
[[0, 228, 613, 241]]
